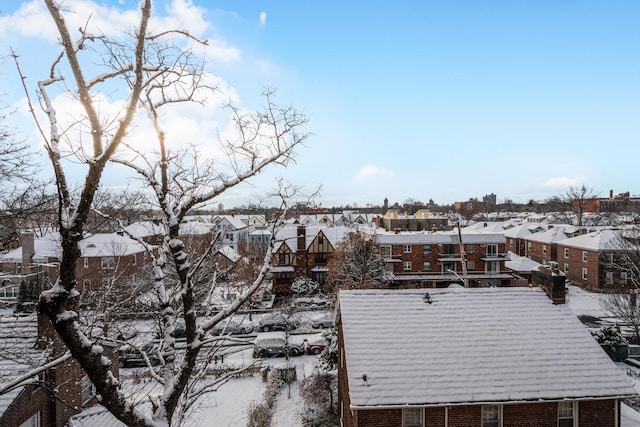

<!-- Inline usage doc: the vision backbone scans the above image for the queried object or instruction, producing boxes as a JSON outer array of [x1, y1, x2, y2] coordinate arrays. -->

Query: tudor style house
[[271, 225, 351, 294], [337, 287, 637, 427], [377, 229, 513, 288]]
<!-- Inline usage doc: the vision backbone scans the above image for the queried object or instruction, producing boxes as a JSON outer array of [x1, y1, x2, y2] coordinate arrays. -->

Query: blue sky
[[1, 0, 639, 208]]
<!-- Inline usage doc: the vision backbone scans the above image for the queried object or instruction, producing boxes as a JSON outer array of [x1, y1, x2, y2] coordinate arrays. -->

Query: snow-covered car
[[119, 343, 162, 368], [305, 334, 328, 355], [293, 296, 328, 308], [212, 319, 254, 335], [311, 313, 334, 329], [252, 331, 304, 358], [258, 313, 299, 332]]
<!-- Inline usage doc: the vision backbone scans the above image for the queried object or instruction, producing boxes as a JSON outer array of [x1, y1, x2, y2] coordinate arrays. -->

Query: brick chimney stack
[[21, 232, 35, 274]]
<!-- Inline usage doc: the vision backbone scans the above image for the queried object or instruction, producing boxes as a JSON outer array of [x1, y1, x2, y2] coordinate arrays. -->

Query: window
[[423, 244, 431, 254], [144, 251, 148, 259], [481, 405, 500, 427], [315, 253, 327, 264], [466, 244, 475, 253], [423, 261, 431, 270], [606, 271, 613, 285], [486, 244, 498, 257], [564, 248, 569, 258], [83, 258, 89, 268], [606, 253, 614, 266], [527, 242, 532, 251], [467, 260, 475, 270], [558, 401, 574, 427], [622, 272, 628, 284], [582, 268, 588, 281], [101, 257, 115, 270], [486, 262, 498, 273], [404, 245, 412, 253], [403, 261, 412, 271], [403, 408, 423, 427], [380, 245, 392, 257], [509, 240, 513, 248], [542, 245, 547, 255], [131, 254, 137, 265], [81, 375, 96, 405], [318, 236, 324, 245], [582, 251, 588, 262], [82, 279, 91, 289], [564, 263, 569, 273], [279, 253, 290, 265], [19, 412, 40, 427]]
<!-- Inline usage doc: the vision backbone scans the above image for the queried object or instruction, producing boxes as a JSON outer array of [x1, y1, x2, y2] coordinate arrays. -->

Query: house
[[0, 231, 155, 302], [556, 228, 630, 291], [212, 216, 249, 251], [504, 251, 541, 285], [337, 287, 637, 427], [381, 209, 448, 232], [212, 245, 242, 271], [503, 222, 546, 256], [271, 225, 352, 294], [521, 225, 585, 266], [376, 229, 513, 288], [0, 313, 119, 427]]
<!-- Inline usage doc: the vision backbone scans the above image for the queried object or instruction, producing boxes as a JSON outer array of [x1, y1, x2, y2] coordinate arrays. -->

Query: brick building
[[337, 288, 636, 427], [377, 229, 513, 288]]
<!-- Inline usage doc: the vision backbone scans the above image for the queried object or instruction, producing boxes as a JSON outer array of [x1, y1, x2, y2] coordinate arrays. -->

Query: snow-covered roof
[[123, 221, 163, 238], [376, 230, 505, 246], [0, 231, 61, 263], [523, 225, 575, 244], [67, 405, 124, 427], [558, 228, 624, 251], [79, 233, 148, 257], [505, 251, 541, 273], [338, 287, 636, 408], [215, 245, 241, 263], [0, 315, 48, 418]]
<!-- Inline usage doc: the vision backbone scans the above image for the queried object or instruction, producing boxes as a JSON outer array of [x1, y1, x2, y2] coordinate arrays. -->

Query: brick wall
[[557, 244, 601, 290], [342, 400, 620, 427], [0, 385, 54, 427]]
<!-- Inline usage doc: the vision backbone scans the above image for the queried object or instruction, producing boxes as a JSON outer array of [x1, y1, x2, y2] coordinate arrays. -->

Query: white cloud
[[543, 176, 584, 188], [353, 165, 393, 183], [259, 12, 267, 27]]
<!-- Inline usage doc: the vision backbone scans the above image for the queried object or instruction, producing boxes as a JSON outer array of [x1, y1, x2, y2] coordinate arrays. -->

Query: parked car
[[311, 313, 334, 329], [253, 331, 304, 358], [293, 296, 328, 308], [258, 313, 299, 332], [306, 334, 328, 355], [119, 343, 162, 368], [212, 319, 254, 335]]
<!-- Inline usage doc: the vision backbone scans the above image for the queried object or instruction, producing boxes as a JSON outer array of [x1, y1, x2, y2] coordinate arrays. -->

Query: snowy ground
[[567, 285, 640, 427]]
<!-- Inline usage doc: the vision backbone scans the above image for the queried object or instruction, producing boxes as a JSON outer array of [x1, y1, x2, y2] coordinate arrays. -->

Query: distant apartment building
[[380, 209, 448, 232]]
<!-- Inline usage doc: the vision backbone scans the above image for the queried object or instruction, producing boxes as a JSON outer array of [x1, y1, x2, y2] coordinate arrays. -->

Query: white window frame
[[564, 263, 569, 273], [467, 260, 475, 270], [564, 248, 569, 258], [542, 245, 547, 255], [423, 261, 431, 270], [380, 245, 392, 257], [404, 244, 412, 253], [83, 257, 89, 268], [481, 404, 502, 427], [132, 254, 137, 265], [402, 407, 423, 427], [423, 244, 431, 254], [19, 412, 40, 427], [606, 271, 613, 285], [558, 401, 576, 427], [527, 242, 532, 251], [486, 261, 498, 273], [582, 251, 588, 262], [486, 244, 498, 257], [81, 375, 96, 405], [403, 261, 412, 271], [101, 257, 115, 270], [582, 267, 588, 281]]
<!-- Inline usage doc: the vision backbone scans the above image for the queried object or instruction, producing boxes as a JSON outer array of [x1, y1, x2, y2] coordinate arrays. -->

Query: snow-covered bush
[[291, 276, 320, 296], [319, 328, 338, 372], [300, 373, 338, 427], [591, 324, 627, 349]]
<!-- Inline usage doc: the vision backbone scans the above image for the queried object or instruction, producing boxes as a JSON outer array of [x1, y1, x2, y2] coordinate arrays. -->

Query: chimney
[[532, 262, 566, 304], [21, 232, 35, 273], [610, 189, 614, 199], [297, 225, 306, 251]]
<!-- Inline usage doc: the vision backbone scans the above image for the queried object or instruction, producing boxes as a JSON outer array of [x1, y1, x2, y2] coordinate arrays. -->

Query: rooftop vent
[[423, 292, 433, 304]]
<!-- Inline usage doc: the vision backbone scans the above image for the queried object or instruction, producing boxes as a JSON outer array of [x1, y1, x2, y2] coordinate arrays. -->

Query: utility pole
[[456, 221, 469, 288]]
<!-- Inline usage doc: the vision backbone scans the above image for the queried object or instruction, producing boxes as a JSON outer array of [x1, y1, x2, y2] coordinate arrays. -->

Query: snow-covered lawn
[[566, 285, 640, 426]]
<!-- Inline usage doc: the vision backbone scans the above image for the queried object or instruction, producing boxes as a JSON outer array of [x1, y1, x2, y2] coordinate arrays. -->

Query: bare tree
[[546, 185, 600, 226], [326, 231, 391, 292], [600, 227, 640, 343], [12, 1, 309, 425]]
